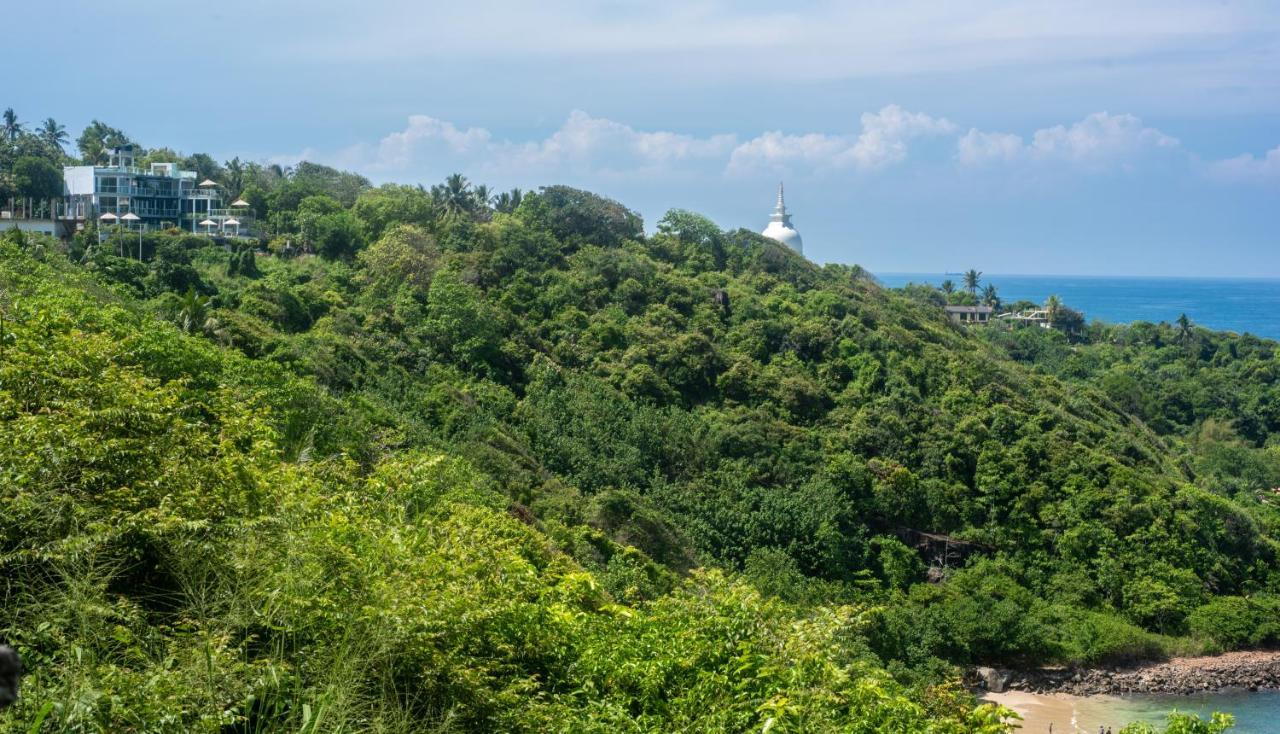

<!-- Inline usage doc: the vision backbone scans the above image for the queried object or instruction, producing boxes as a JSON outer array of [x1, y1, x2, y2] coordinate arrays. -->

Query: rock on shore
[[970, 650, 1280, 696]]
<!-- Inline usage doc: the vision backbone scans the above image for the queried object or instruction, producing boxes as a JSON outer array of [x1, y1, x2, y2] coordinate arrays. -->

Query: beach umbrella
[[198, 179, 218, 188], [231, 199, 249, 207]]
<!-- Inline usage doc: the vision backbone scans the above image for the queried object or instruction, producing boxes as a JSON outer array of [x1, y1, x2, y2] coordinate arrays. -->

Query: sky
[[4, 0, 1279, 276]]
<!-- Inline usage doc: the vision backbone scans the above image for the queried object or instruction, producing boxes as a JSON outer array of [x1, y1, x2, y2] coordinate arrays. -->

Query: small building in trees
[[944, 305, 993, 325]]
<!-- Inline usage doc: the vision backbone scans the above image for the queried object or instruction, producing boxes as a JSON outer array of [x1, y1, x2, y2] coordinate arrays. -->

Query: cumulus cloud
[[728, 105, 955, 172], [725, 132, 850, 172], [377, 116, 493, 166], [506, 111, 737, 171], [957, 130, 1027, 165], [324, 110, 735, 177], [1208, 145, 1280, 183], [958, 112, 1179, 166], [278, 107, 1278, 188]]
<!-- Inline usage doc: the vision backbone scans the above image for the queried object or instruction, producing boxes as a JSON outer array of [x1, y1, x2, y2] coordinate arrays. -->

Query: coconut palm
[[494, 188, 524, 214], [940, 279, 956, 295], [38, 118, 68, 153], [1176, 313, 1194, 345], [981, 284, 1001, 309], [223, 157, 245, 195], [2, 108, 22, 142], [175, 287, 211, 333], [435, 173, 474, 219], [1045, 295, 1062, 326], [963, 269, 982, 295]]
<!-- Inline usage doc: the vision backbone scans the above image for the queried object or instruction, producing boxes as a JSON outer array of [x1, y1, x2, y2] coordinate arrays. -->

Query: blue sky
[[4, 0, 1279, 276]]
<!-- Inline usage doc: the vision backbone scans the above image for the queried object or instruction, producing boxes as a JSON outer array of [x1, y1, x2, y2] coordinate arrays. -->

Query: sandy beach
[[982, 690, 1126, 733]]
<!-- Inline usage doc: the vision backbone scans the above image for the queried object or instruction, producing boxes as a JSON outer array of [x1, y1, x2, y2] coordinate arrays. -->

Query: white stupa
[[761, 182, 802, 254]]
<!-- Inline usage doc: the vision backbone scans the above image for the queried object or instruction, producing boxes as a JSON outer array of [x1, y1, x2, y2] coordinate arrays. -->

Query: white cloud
[[318, 110, 736, 178], [958, 112, 1179, 166], [957, 129, 1024, 165], [1208, 145, 1280, 183], [728, 105, 954, 172], [843, 105, 957, 169], [279, 107, 1280, 189], [506, 110, 737, 171], [1031, 112, 1178, 160], [725, 132, 850, 172], [377, 116, 493, 166]]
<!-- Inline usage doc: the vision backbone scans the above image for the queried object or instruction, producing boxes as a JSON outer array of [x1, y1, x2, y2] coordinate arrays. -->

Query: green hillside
[[2, 169, 1276, 731]]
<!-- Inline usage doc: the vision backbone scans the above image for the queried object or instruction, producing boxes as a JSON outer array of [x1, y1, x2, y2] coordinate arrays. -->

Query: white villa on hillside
[[59, 145, 254, 237]]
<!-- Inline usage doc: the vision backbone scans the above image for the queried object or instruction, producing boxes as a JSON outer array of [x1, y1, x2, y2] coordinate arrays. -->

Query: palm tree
[[494, 188, 523, 214], [223, 157, 245, 195], [940, 279, 956, 295], [1176, 313, 1194, 346], [1045, 295, 1062, 326], [175, 287, 211, 333], [436, 173, 474, 219], [2, 108, 22, 141], [981, 284, 1001, 309], [472, 184, 493, 209], [38, 118, 68, 153], [963, 269, 982, 295]]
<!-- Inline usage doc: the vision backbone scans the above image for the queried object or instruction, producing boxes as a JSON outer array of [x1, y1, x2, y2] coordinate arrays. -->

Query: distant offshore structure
[[761, 182, 803, 255]]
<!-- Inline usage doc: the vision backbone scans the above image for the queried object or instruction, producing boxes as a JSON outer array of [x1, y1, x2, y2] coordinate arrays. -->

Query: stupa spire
[[770, 181, 792, 225], [761, 182, 803, 254]]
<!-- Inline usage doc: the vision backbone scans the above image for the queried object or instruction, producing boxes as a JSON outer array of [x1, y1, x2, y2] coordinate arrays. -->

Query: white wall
[[4, 220, 58, 236], [63, 166, 96, 197]]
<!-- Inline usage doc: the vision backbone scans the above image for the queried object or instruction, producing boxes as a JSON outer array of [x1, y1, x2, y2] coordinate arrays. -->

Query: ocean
[[1100, 690, 1280, 733], [874, 273, 1280, 341]]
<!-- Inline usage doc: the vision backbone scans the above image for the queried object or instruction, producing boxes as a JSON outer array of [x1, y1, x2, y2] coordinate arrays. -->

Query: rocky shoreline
[[972, 650, 1280, 696]]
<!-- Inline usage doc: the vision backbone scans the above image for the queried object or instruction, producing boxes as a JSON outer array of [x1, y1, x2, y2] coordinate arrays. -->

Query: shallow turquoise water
[[1094, 690, 1280, 733], [875, 273, 1280, 340]]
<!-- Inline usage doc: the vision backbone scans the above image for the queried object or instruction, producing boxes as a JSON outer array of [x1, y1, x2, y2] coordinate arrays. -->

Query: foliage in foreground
[[0, 237, 1012, 731], [1121, 711, 1235, 734]]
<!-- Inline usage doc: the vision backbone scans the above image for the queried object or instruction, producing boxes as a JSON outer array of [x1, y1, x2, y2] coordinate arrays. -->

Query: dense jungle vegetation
[[2, 112, 1275, 731]]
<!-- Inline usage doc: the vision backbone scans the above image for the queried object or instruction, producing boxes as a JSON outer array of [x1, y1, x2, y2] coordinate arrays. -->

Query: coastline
[[981, 690, 1110, 732], [982, 688, 1280, 733], [976, 650, 1280, 697]]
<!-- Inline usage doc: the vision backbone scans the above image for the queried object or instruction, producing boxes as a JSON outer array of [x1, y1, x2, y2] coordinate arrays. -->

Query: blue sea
[[1101, 690, 1280, 733], [1080, 691, 1280, 727], [875, 273, 1280, 340]]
